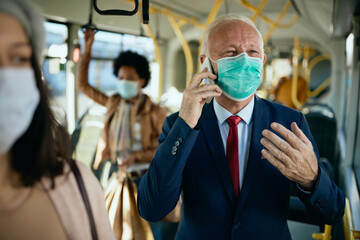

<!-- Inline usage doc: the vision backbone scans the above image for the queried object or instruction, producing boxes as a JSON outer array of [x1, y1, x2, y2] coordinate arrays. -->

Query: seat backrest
[[302, 103, 337, 166]]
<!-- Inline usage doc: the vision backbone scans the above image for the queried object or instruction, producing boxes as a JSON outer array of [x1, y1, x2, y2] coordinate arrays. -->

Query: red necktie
[[226, 116, 241, 198]]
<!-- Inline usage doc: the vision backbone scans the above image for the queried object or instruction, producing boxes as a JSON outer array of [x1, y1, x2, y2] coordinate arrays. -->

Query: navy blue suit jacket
[[138, 96, 344, 240]]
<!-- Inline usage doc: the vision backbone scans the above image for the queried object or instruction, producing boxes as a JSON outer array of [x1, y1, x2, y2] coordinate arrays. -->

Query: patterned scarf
[[108, 95, 143, 163]]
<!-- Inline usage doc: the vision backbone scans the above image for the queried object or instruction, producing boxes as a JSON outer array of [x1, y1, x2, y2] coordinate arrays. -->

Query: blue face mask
[[216, 52, 263, 102], [116, 79, 139, 99]]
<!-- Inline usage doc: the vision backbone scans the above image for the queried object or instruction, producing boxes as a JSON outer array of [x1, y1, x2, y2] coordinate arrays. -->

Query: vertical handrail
[[343, 197, 360, 240], [197, 0, 224, 67], [141, 24, 163, 102], [291, 37, 302, 109], [312, 225, 332, 240], [168, 15, 194, 86]]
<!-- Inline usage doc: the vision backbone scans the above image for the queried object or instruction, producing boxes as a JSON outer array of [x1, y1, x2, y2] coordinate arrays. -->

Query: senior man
[[137, 14, 344, 239]]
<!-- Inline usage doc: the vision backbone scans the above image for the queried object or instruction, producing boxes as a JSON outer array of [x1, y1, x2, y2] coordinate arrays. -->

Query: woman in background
[[76, 29, 169, 240], [0, 0, 116, 239], [76, 29, 167, 171]]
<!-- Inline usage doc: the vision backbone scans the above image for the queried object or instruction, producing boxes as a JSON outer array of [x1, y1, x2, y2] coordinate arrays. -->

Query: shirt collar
[[213, 96, 255, 125]]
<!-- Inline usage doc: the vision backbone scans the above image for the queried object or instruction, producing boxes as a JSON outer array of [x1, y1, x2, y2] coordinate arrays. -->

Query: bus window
[[343, 33, 355, 135], [173, 40, 199, 92], [43, 21, 68, 125], [76, 30, 158, 120]]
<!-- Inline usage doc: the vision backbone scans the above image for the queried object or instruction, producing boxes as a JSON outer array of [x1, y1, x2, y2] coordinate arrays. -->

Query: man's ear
[[263, 53, 267, 65], [200, 54, 206, 64]]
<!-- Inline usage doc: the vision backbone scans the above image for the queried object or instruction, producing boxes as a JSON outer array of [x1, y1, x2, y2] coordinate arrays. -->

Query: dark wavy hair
[[113, 51, 151, 88], [10, 54, 72, 188]]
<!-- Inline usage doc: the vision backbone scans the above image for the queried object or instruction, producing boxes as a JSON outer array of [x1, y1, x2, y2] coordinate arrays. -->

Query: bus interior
[[25, 0, 360, 239]]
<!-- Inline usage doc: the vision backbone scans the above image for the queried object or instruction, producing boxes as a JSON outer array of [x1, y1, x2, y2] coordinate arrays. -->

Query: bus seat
[[302, 103, 338, 181], [288, 103, 338, 230], [320, 157, 335, 181], [288, 196, 323, 226], [71, 105, 105, 170]]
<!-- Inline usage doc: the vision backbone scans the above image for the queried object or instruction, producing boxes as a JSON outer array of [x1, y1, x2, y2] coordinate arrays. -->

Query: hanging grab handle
[[93, 0, 139, 16]]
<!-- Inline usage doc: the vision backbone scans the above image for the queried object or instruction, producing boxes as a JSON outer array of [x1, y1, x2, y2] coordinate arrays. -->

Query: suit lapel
[[235, 96, 270, 215], [199, 102, 236, 205]]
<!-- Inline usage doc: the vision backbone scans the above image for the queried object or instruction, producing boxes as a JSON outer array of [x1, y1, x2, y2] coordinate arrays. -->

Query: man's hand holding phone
[[179, 59, 221, 129], [200, 57, 217, 104]]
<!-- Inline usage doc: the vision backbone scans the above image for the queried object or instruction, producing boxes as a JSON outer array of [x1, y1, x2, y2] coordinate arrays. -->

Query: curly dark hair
[[113, 51, 151, 88]]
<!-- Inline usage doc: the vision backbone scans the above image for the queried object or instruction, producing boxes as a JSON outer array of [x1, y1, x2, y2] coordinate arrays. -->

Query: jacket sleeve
[[76, 51, 108, 106], [295, 113, 345, 225], [137, 115, 199, 222]]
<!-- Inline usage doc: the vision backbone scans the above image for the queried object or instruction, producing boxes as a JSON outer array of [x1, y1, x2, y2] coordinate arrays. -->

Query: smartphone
[[200, 57, 215, 104]]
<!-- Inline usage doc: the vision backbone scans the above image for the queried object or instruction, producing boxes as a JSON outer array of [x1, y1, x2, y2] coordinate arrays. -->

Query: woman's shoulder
[[42, 161, 102, 197], [41, 161, 116, 239]]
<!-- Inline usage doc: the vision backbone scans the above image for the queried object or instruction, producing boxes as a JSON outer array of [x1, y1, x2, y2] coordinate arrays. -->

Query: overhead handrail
[[82, 0, 98, 32], [123, 0, 204, 29], [250, 0, 268, 22], [239, 0, 299, 28], [263, 1, 295, 43], [239, 0, 299, 43]]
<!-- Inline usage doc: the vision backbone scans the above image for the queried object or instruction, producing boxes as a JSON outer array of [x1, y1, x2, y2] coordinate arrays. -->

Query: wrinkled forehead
[[208, 20, 263, 48]]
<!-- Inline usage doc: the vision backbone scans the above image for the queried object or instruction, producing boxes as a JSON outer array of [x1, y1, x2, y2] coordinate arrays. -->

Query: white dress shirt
[[213, 97, 255, 190]]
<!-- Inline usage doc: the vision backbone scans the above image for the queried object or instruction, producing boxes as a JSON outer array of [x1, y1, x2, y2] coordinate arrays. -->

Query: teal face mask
[[116, 79, 139, 99], [216, 52, 263, 102]]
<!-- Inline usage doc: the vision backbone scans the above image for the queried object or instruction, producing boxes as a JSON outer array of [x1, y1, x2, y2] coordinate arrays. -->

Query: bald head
[[201, 14, 264, 56]]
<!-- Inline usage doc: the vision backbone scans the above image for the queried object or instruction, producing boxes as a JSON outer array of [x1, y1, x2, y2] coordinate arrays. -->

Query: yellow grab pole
[[141, 23, 163, 101], [342, 198, 360, 240], [197, 0, 224, 71], [123, 0, 205, 29], [291, 37, 302, 109], [344, 198, 353, 240], [168, 15, 194, 86], [307, 77, 332, 98], [353, 230, 360, 239], [302, 45, 311, 83], [312, 225, 332, 240], [275, 15, 299, 28], [250, 0, 268, 22], [203, 0, 224, 31], [263, 1, 292, 43], [306, 54, 332, 98], [239, 0, 298, 29], [308, 54, 331, 71]]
